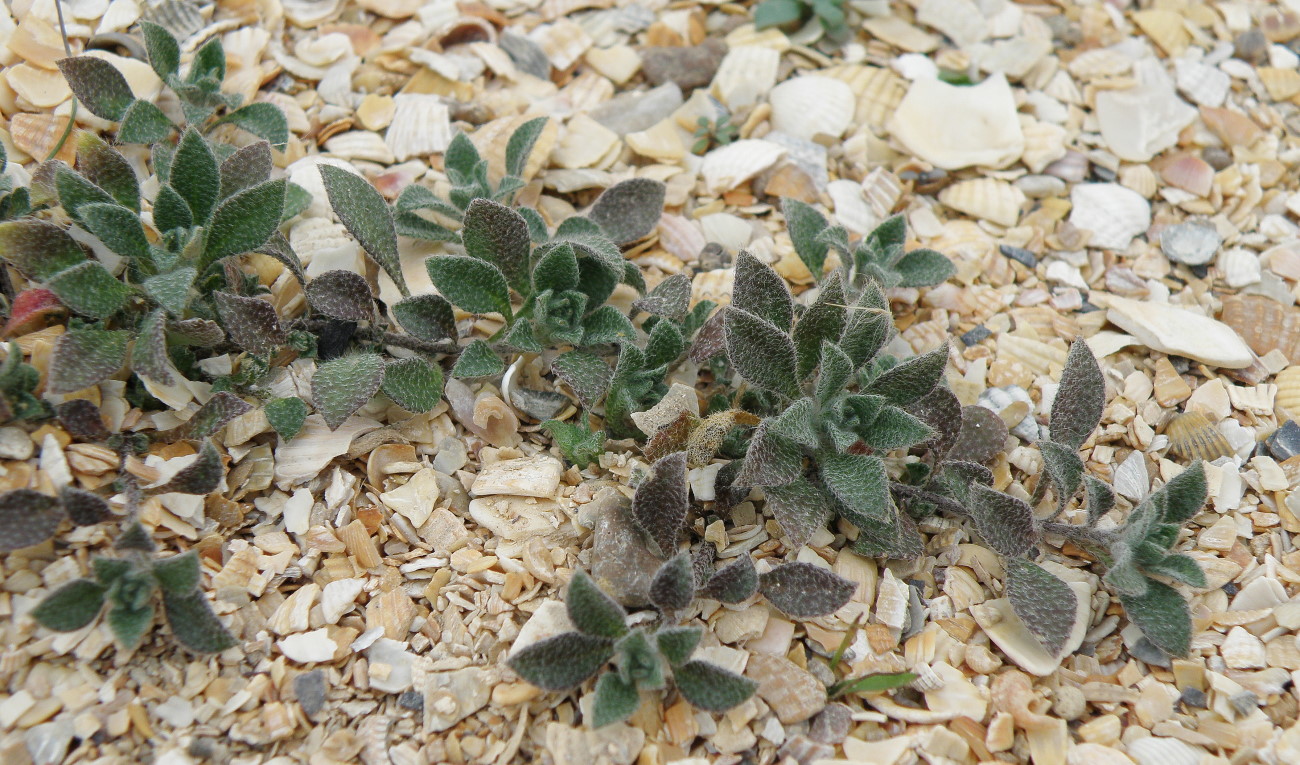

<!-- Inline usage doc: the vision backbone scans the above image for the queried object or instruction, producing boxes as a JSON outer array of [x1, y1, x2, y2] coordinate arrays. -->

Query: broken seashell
[[768, 75, 854, 142], [970, 581, 1090, 676], [1067, 183, 1150, 250], [915, 0, 987, 47], [1275, 366, 1300, 420], [385, 94, 451, 162], [1132, 10, 1189, 57], [1165, 411, 1234, 462], [1157, 154, 1213, 197], [283, 0, 343, 28], [701, 140, 785, 195], [1095, 59, 1196, 162], [1220, 295, 1300, 361], [938, 178, 1025, 228], [889, 73, 1024, 170], [710, 45, 780, 109], [1020, 120, 1067, 175]]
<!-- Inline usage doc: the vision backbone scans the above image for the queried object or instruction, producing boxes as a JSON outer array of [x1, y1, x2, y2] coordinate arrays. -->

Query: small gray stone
[[0, 427, 33, 460], [509, 387, 569, 421], [1202, 146, 1232, 171], [1268, 421, 1300, 460], [26, 720, 74, 765], [590, 489, 664, 606], [641, 39, 726, 92], [432, 437, 468, 474], [499, 32, 550, 79], [1179, 686, 1207, 708], [1234, 29, 1268, 63], [808, 703, 853, 745], [294, 669, 327, 716], [999, 244, 1037, 268], [589, 83, 683, 136], [398, 690, 424, 711], [1160, 223, 1221, 266]]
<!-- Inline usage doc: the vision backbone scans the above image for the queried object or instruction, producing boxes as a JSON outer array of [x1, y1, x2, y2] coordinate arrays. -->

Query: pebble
[[432, 437, 468, 474], [0, 427, 33, 460], [1179, 686, 1207, 708], [1267, 420, 1300, 460], [425, 668, 491, 732], [293, 670, 328, 717], [808, 703, 852, 745], [1159, 223, 1222, 266], [1234, 28, 1269, 62], [999, 244, 1038, 268], [590, 489, 663, 606], [640, 39, 725, 92], [746, 653, 826, 724], [471, 455, 563, 498], [1202, 146, 1232, 171], [589, 82, 683, 136], [1094, 295, 1254, 369]]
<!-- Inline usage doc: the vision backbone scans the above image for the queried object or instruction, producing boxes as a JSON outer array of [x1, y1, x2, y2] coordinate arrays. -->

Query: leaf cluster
[[753, 0, 852, 44], [691, 114, 738, 155]]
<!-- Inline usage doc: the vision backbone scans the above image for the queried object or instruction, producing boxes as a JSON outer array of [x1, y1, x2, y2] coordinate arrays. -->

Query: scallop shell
[[1158, 154, 1214, 197], [1275, 367, 1300, 420], [144, 0, 204, 41], [658, 214, 706, 263], [1174, 59, 1229, 108], [530, 19, 592, 71], [1066, 48, 1132, 80], [1199, 106, 1264, 147], [1113, 450, 1148, 501], [1125, 737, 1208, 765], [1258, 67, 1300, 101], [1132, 10, 1189, 56], [822, 64, 906, 132], [768, 75, 854, 141], [709, 46, 780, 110], [384, 95, 450, 162], [861, 167, 903, 218], [10, 114, 75, 165], [938, 178, 1026, 227], [1119, 164, 1158, 198], [1165, 411, 1234, 461], [700, 139, 786, 195], [1021, 120, 1067, 174], [1220, 294, 1300, 359], [1067, 183, 1151, 250]]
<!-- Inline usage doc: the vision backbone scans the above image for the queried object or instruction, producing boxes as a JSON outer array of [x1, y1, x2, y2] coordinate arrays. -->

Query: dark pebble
[[1234, 29, 1268, 63], [999, 244, 1038, 268], [1129, 637, 1172, 668], [1180, 687, 1208, 708], [499, 32, 550, 80], [398, 690, 424, 711], [293, 670, 327, 717], [641, 39, 727, 92], [1091, 165, 1117, 183], [1202, 146, 1232, 171], [696, 241, 730, 271], [961, 325, 992, 346], [1223, 581, 1241, 597], [1229, 691, 1259, 717], [509, 387, 570, 421], [1267, 420, 1300, 460], [1076, 300, 1103, 313], [809, 703, 853, 745]]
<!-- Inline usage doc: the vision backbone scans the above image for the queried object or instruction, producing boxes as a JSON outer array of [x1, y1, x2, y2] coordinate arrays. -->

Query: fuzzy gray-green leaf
[[48, 328, 129, 394], [759, 562, 855, 619], [504, 116, 547, 178], [969, 484, 1037, 558], [893, 248, 954, 287], [819, 452, 890, 525], [141, 21, 180, 79], [161, 391, 251, 441], [153, 440, 224, 495], [632, 273, 690, 321], [592, 672, 640, 728], [566, 569, 628, 639], [107, 600, 154, 650], [461, 199, 531, 293], [48, 261, 130, 319], [734, 421, 803, 487], [218, 142, 273, 199], [76, 133, 139, 211], [724, 307, 799, 398], [171, 129, 220, 223], [1154, 461, 1207, 524], [655, 626, 701, 667], [793, 274, 847, 379], [163, 588, 238, 653], [782, 197, 829, 280], [551, 351, 612, 409], [426, 255, 512, 317], [532, 243, 580, 294], [508, 632, 614, 690], [151, 550, 200, 594], [212, 103, 289, 150], [698, 555, 758, 604], [31, 579, 105, 632], [450, 339, 504, 379], [582, 305, 637, 346], [116, 99, 173, 143], [307, 270, 373, 322], [0, 489, 64, 552], [78, 203, 150, 260], [633, 451, 689, 558], [312, 353, 385, 430], [1005, 557, 1077, 657], [213, 291, 286, 355], [0, 219, 87, 281], [649, 554, 695, 614], [381, 357, 443, 413], [1050, 341, 1105, 450], [867, 344, 949, 407], [265, 397, 307, 440], [202, 178, 286, 267], [393, 294, 456, 343], [57, 57, 134, 121], [674, 661, 758, 712], [838, 306, 891, 371], [319, 164, 407, 296], [762, 477, 835, 549], [1084, 474, 1116, 525], [733, 250, 794, 332], [1039, 440, 1085, 509], [131, 309, 176, 385], [143, 267, 196, 317], [588, 178, 665, 245], [60, 486, 112, 526], [1119, 577, 1191, 657]]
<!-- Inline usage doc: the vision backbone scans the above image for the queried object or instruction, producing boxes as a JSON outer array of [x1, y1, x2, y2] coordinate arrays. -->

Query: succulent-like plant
[[691, 113, 739, 155], [754, 0, 852, 44]]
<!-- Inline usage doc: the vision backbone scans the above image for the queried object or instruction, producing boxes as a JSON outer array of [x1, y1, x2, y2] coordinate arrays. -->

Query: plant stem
[[296, 319, 457, 356], [888, 482, 971, 518]]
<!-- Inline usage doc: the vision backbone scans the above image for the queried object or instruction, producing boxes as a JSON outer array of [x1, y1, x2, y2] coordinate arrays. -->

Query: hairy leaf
[[633, 451, 689, 558], [319, 165, 407, 296], [107, 600, 154, 650], [153, 440, 224, 495], [48, 328, 129, 394], [1050, 341, 1105, 450], [0, 489, 64, 552], [92, 558, 130, 585], [733, 251, 794, 332], [55, 166, 115, 227], [152, 550, 200, 595], [632, 273, 690, 321], [820, 452, 890, 524], [392, 294, 456, 343], [566, 569, 628, 639], [949, 405, 1009, 463], [129, 309, 176, 386], [861, 405, 934, 450], [656, 626, 702, 666], [212, 102, 289, 150], [265, 397, 307, 440], [450, 339, 504, 379], [78, 203, 149, 260], [57, 57, 134, 121], [218, 142, 273, 199], [307, 270, 373, 322], [793, 274, 847, 379], [866, 344, 948, 406], [163, 588, 238, 653], [461, 199, 531, 293], [1145, 553, 1206, 588], [578, 305, 634, 346], [615, 628, 663, 689], [381, 357, 443, 413], [1084, 474, 1116, 526], [1005, 558, 1077, 657], [541, 420, 604, 469], [592, 672, 640, 728], [969, 484, 1037, 558], [141, 21, 180, 78], [116, 99, 173, 143], [214, 292, 286, 355], [906, 386, 963, 460], [143, 267, 196, 317], [115, 521, 156, 552], [256, 230, 307, 284], [1119, 577, 1191, 657], [166, 391, 252, 441], [783, 198, 829, 280], [674, 661, 758, 712], [587, 178, 664, 245], [171, 129, 220, 222], [153, 184, 193, 233], [838, 307, 891, 371], [31, 579, 106, 631], [551, 351, 612, 409], [848, 503, 926, 560], [815, 341, 854, 405], [76, 133, 139, 210], [1039, 440, 1085, 510], [644, 320, 685, 369], [312, 353, 385, 430], [532, 242, 580, 294], [48, 261, 130, 319], [508, 632, 614, 690], [893, 248, 955, 287], [202, 178, 286, 266], [60, 486, 112, 526], [688, 308, 728, 363], [699, 555, 759, 604], [724, 307, 799, 398], [56, 399, 111, 441], [426, 255, 512, 317], [504, 116, 547, 178], [649, 554, 695, 614], [762, 478, 835, 549], [734, 421, 803, 487], [1155, 461, 1207, 524], [758, 562, 855, 619]]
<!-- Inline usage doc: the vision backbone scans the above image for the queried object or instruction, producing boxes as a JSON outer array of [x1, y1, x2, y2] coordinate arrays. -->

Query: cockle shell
[[1126, 737, 1209, 765], [1132, 10, 1190, 56], [1174, 59, 1229, 107], [890, 73, 1024, 170], [1067, 183, 1151, 250], [1158, 154, 1214, 197], [1258, 67, 1300, 101], [938, 178, 1026, 228], [1275, 367, 1300, 421], [700, 139, 785, 195], [710, 45, 780, 109], [9, 114, 75, 164], [1020, 119, 1068, 174], [1220, 294, 1300, 360], [822, 64, 906, 131], [768, 75, 854, 141], [384, 94, 451, 161], [1120, 164, 1159, 199], [1165, 411, 1234, 461], [144, 0, 204, 41]]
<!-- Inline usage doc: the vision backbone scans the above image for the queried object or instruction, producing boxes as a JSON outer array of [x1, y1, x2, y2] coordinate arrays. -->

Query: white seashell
[[1068, 183, 1151, 250], [274, 414, 382, 487], [385, 95, 451, 162], [1126, 737, 1207, 765], [1096, 58, 1197, 162], [893, 52, 939, 81], [97, 0, 142, 34], [1113, 450, 1148, 501], [278, 629, 338, 664], [321, 578, 365, 624], [698, 213, 754, 253], [1229, 576, 1287, 612], [700, 140, 786, 195], [923, 663, 988, 721], [291, 218, 365, 278], [711, 46, 781, 109], [381, 468, 442, 527], [889, 73, 1025, 170], [658, 214, 706, 263], [1174, 59, 1229, 108], [1066, 48, 1133, 80], [550, 114, 620, 169], [295, 32, 352, 68], [323, 131, 395, 164], [970, 581, 1090, 676], [861, 168, 903, 218], [625, 118, 686, 162], [938, 178, 1026, 228], [828, 180, 878, 235], [978, 36, 1052, 80], [768, 75, 854, 141], [915, 0, 987, 47], [874, 570, 910, 631], [978, 386, 1038, 440], [1021, 119, 1068, 175], [1218, 248, 1261, 289], [822, 64, 907, 132], [6, 64, 71, 109], [1221, 626, 1266, 669], [283, 0, 342, 27], [529, 19, 592, 71]]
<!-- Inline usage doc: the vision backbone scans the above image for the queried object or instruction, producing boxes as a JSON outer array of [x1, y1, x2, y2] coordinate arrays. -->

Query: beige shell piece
[[861, 167, 904, 218], [711, 45, 781, 109], [1258, 67, 1300, 101], [939, 178, 1026, 228], [1133, 10, 1190, 56], [323, 131, 396, 164], [890, 74, 1025, 170], [97, 0, 144, 34], [658, 214, 706, 263], [283, 0, 343, 28], [1275, 366, 1300, 420], [9, 113, 75, 164], [691, 268, 734, 308], [723, 23, 792, 52], [384, 94, 451, 162], [970, 581, 1091, 676], [819, 64, 906, 132], [828, 180, 877, 235], [1159, 154, 1214, 197], [1067, 183, 1151, 250], [1021, 119, 1068, 174], [863, 16, 940, 53], [530, 19, 593, 71], [550, 114, 620, 169], [915, 0, 988, 47], [978, 36, 1053, 80], [291, 218, 365, 277], [874, 569, 910, 632], [1165, 411, 1235, 461], [1119, 164, 1159, 199], [1220, 294, 1300, 360], [6, 63, 70, 109], [700, 139, 786, 195], [625, 118, 686, 162], [768, 75, 855, 141], [1066, 48, 1133, 80]]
